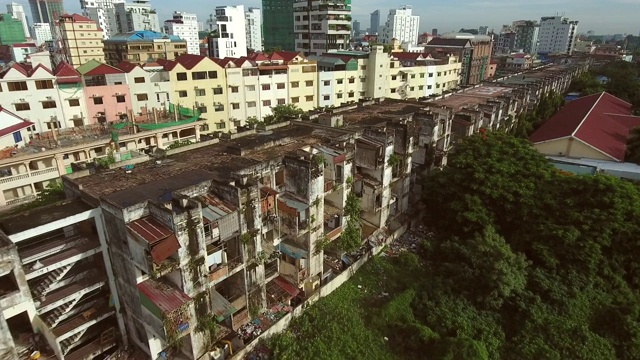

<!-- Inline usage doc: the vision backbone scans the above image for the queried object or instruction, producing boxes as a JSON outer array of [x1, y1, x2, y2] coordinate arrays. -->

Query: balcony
[[137, 279, 192, 342], [324, 225, 342, 241], [5, 195, 36, 206]]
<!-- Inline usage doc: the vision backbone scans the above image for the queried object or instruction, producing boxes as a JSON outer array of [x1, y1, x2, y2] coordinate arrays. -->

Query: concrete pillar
[[93, 211, 128, 347], [54, 154, 66, 177]]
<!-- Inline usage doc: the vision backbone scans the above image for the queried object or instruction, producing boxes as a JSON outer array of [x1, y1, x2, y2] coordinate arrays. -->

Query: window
[[247, 85, 256, 91], [232, 103, 240, 110], [323, 80, 330, 86], [437, 72, 441, 76], [199, 106, 207, 113], [436, 83, 440, 88], [247, 101, 256, 108], [116, 95, 126, 103], [391, 88, 396, 93], [391, 75, 397, 80], [410, 87, 414, 91], [231, 86, 239, 93], [213, 88, 223, 95], [93, 97, 104, 105], [348, 78, 355, 84], [427, 85, 432, 90], [323, 95, 330, 100], [277, 83, 285, 89], [428, 73, 433, 77], [420, 73, 425, 78], [195, 89, 205, 96], [35, 80, 53, 89], [337, 79, 343, 84], [418, 85, 424, 90], [178, 90, 187, 97], [13, 131, 22, 143], [214, 104, 224, 112], [360, 78, 366, 83], [291, 97, 299, 103], [8, 81, 27, 91], [263, 100, 271, 106], [208, 71, 218, 79], [348, 92, 354, 98], [68, 99, 80, 107], [42, 100, 56, 109], [216, 122, 225, 129], [360, 65, 367, 70], [337, 93, 343, 99], [15, 103, 30, 111], [192, 71, 207, 80], [134, 77, 145, 83], [305, 95, 313, 102], [176, 72, 187, 81], [411, 74, 415, 79], [291, 82, 299, 88], [305, 80, 313, 87], [277, 99, 285, 105], [262, 84, 271, 91], [136, 94, 148, 101]]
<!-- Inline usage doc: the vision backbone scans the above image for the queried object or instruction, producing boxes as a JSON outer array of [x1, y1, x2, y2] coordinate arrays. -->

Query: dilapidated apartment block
[[0, 62, 588, 360], [0, 200, 124, 360]]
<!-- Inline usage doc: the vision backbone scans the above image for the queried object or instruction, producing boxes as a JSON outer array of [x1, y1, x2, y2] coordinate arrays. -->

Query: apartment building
[[379, 6, 420, 46], [245, 7, 263, 52], [493, 31, 517, 55], [208, 6, 248, 58], [114, 0, 161, 33], [0, 13, 26, 45], [29, 0, 64, 25], [79, 0, 119, 39], [103, 30, 188, 66], [426, 33, 492, 85], [538, 16, 578, 55], [158, 54, 230, 133], [310, 54, 365, 108], [115, 61, 171, 117], [223, 51, 318, 125], [293, 0, 352, 56], [76, 60, 133, 126], [32, 22, 53, 46], [390, 52, 461, 98], [512, 20, 539, 54], [164, 12, 200, 55], [58, 14, 105, 68]]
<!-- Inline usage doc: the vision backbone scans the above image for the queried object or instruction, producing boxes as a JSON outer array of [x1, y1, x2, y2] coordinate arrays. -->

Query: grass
[[266, 252, 423, 360]]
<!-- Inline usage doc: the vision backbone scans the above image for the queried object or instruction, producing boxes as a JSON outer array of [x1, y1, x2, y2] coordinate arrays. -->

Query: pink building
[[77, 60, 133, 125]]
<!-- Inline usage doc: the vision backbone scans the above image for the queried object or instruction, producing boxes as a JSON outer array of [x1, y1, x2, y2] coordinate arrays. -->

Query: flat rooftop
[[72, 125, 348, 208], [0, 198, 93, 235], [431, 85, 515, 110], [340, 100, 427, 127]]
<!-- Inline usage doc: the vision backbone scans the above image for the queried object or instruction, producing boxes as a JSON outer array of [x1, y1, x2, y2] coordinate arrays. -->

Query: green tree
[[264, 104, 305, 125]]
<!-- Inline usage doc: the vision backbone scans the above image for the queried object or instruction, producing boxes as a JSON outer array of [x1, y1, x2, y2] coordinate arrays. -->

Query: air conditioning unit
[[46, 96, 53, 100]]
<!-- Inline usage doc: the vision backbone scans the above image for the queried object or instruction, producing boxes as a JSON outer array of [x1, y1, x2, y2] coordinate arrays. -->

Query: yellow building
[[58, 14, 105, 68], [159, 54, 229, 133], [103, 30, 188, 66], [390, 52, 462, 99]]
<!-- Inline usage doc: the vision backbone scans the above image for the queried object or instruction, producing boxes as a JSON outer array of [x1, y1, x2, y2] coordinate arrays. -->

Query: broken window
[[0, 272, 19, 298]]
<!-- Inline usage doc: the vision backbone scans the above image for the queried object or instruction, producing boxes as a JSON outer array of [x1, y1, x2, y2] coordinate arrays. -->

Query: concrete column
[[54, 154, 66, 177], [93, 211, 128, 347]]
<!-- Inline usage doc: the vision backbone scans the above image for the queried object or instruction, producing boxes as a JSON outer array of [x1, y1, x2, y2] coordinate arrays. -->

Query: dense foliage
[[268, 132, 640, 359], [511, 90, 564, 138], [569, 60, 640, 112], [264, 104, 305, 125]]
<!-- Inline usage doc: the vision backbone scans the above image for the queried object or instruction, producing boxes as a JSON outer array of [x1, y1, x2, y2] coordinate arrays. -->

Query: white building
[[115, 0, 160, 33], [116, 61, 171, 116], [293, 0, 352, 56], [79, 0, 120, 39], [164, 12, 199, 55], [31, 23, 52, 46], [245, 7, 263, 52], [379, 5, 420, 46], [538, 16, 579, 54], [6, 2, 30, 39], [208, 5, 247, 58]]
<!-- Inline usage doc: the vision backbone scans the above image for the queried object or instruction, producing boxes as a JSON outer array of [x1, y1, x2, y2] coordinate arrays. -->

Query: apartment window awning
[[266, 276, 300, 302], [278, 241, 308, 260], [210, 289, 236, 321], [150, 234, 180, 263], [128, 216, 181, 264]]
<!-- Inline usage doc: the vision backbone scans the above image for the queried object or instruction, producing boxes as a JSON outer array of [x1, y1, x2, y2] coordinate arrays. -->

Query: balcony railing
[[5, 195, 36, 206], [229, 294, 246, 310], [324, 226, 342, 241], [297, 268, 309, 283]]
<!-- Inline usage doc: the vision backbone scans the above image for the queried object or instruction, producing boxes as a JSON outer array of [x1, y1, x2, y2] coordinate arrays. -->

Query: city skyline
[[4, 0, 638, 36]]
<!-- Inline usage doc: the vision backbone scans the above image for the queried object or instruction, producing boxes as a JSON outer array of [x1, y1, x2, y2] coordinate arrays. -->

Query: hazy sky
[[16, 0, 640, 35]]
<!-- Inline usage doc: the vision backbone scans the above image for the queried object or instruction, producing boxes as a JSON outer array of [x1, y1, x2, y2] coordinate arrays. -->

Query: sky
[[12, 0, 640, 35]]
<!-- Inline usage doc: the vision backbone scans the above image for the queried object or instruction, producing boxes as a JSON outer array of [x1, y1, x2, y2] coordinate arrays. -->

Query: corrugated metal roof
[[201, 194, 236, 223], [278, 240, 308, 260], [279, 194, 309, 213], [273, 276, 300, 298], [210, 289, 236, 321], [149, 235, 180, 264], [137, 279, 191, 314], [128, 217, 173, 245]]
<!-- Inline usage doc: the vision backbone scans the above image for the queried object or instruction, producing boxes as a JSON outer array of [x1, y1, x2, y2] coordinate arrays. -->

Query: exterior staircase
[[46, 296, 84, 328], [34, 264, 73, 296], [61, 328, 88, 355]]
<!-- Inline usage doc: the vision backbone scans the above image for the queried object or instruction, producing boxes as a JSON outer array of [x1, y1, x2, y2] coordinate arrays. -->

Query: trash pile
[[238, 304, 293, 343], [244, 344, 272, 360], [383, 225, 430, 257]]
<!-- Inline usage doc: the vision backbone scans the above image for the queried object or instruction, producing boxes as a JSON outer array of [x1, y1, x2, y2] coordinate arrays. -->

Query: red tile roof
[[272, 51, 302, 62], [530, 92, 640, 161], [175, 54, 207, 70], [84, 63, 124, 76], [60, 13, 95, 23], [54, 61, 82, 83], [0, 106, 33, 138], [116, 61, 140, 73], [137, 278, 192, 314], [248, 52, 269, 61], [156, 58, 178, 71]]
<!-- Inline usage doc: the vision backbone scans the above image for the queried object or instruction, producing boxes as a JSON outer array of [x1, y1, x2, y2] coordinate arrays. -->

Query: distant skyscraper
[[115, 0, 161, 33], [7, 2, 30, 38], [29, 0, 64, 25], [262, 0, 295, 51], [353, 20, 361, 37], [80, 0, 119, 39], [538, 16, 578, 54], [512, 20, 540, 54], [245, 7, 263, 52], [370, 10, 380, 35], [478, 25, 488, 35], [432, 28, 438, 36], [208, 5, 247, 58], [294, 0, 351, 55], [379, 6, 420, 45]]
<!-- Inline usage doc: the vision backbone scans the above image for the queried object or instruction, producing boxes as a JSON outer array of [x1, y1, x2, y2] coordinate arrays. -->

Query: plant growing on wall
[[314, 235, 331, 255], [387, 153, 401, 167], [167, 140, 193, 150], [336, 193, 363, 253], [95, 149, 116, 169]]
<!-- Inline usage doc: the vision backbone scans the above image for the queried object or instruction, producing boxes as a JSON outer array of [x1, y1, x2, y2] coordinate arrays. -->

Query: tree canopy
[[263, 104, 305, 125]]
